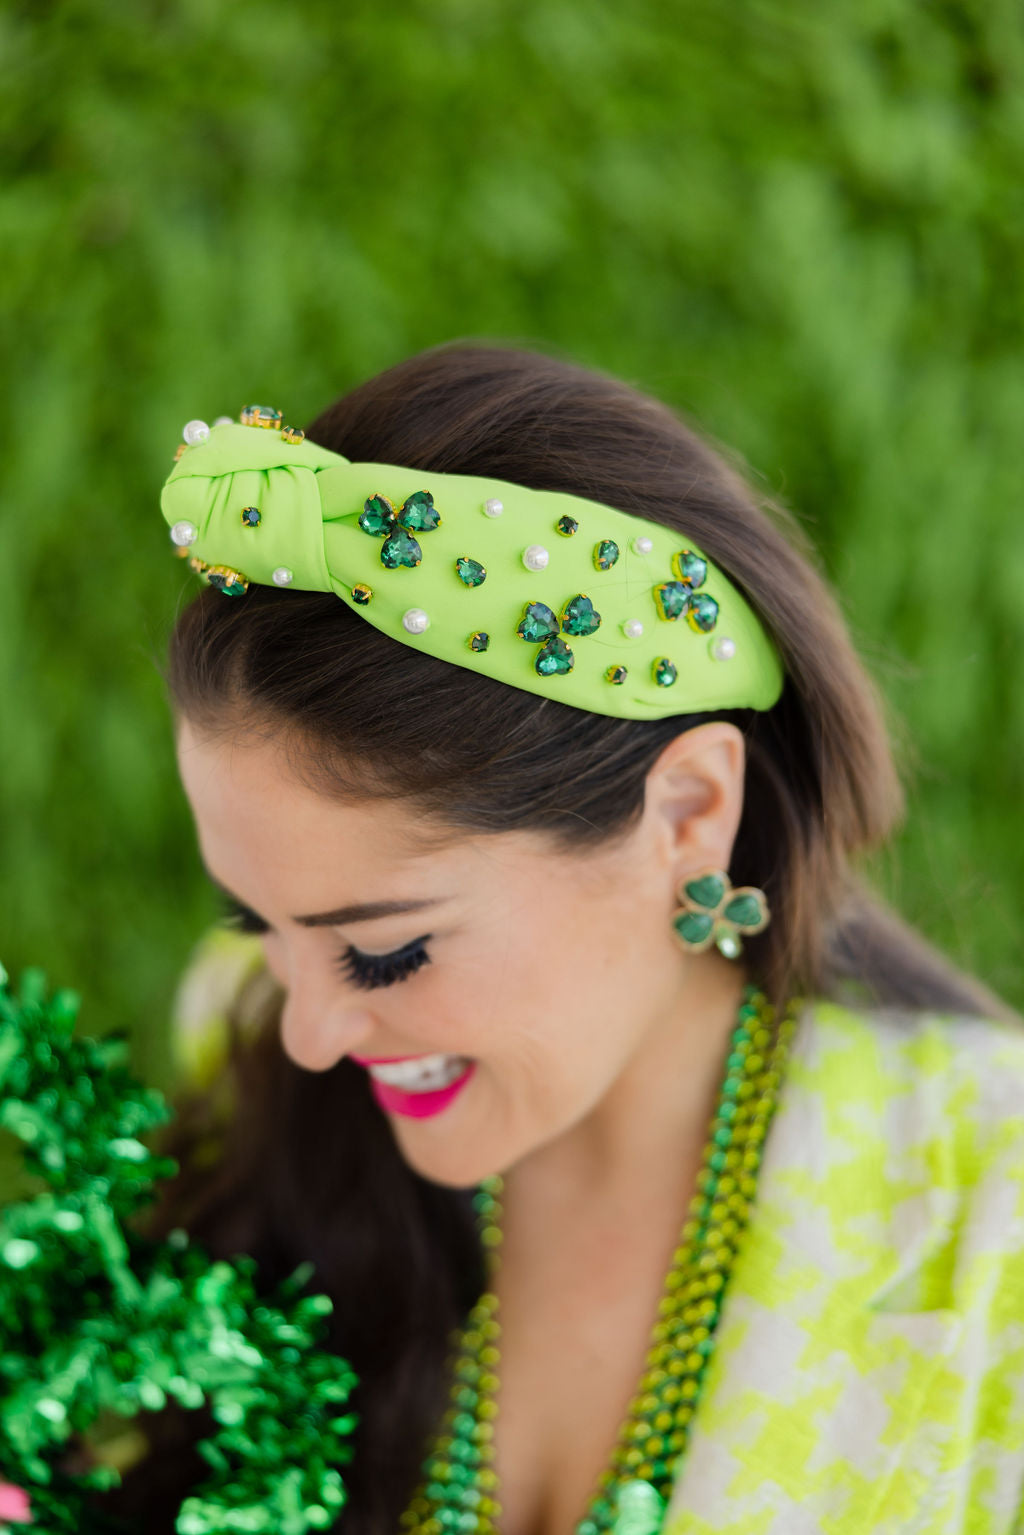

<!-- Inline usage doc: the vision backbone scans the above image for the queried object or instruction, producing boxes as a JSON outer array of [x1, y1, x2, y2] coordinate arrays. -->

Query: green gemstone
[[399, 490, 441, 532], [686, 593, 720, 633], [516, 601, 560, 642], [653, 581, 691, 621], [351, 583, 372, 605], [653, 657, 677, 687], [561, 593, 601, 636], [360, 495, 397, 536], [206, 571, 248, 597], [605, 664, 628, 685], [671, 549, 708, 588], [535, 636, 574, 675], [684, 874, 726, 910], [723, 893, 765, 928], [241, 404, 282, 427], [673, 911, 714, 947], [456, 557, 487, 587], [556, 515, 579, 536], [594, 539, 620, 570], [469, 631, 490, 652], [381, 529, 423, 568], [240, 505, 261, 527]]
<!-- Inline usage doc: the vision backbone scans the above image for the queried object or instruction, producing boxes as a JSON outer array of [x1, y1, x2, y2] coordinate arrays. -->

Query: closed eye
[[338, 938, 433, 991]]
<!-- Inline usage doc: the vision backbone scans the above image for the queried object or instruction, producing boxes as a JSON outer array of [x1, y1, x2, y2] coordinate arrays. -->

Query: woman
[[107, 341, 1024, 1534]]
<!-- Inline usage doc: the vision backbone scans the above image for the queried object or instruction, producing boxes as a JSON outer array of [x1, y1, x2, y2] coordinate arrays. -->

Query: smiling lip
[[351, 1059, 477, 1119]]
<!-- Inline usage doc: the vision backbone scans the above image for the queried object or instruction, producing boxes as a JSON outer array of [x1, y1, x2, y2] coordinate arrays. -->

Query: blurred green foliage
[[1, 0, 1022, 1077]]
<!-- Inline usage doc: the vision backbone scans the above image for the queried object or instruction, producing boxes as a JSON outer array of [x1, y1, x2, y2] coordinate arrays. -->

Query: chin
[[393, 1128, 506, 1191]]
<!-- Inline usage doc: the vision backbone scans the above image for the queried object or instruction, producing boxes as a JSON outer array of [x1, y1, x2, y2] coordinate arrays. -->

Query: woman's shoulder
[[765, 989, 1024, 1315], [793, 990, 1024, 1176], [661, 994, 1024, 1534]]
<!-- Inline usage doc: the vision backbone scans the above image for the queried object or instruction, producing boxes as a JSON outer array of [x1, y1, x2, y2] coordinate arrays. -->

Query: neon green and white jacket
[[172, 930, 1024, 1535]]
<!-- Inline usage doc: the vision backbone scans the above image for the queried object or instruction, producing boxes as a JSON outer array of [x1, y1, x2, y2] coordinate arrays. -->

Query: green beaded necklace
[[398, 984, 798, 1535]]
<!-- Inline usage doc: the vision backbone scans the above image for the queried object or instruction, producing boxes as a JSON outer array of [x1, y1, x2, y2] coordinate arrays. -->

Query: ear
[[642, 721, 746, 886]]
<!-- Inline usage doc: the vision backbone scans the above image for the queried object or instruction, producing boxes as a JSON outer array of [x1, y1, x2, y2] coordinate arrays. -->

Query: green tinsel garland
[[0, 959, 360, 1534]]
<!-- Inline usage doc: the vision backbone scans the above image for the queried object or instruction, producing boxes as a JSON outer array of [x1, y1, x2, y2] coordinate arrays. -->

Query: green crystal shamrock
[[515, 594, 604, 679], [358, 490, 441, 569], [653, 548, 720, 633], [671, 870, 769, 959]]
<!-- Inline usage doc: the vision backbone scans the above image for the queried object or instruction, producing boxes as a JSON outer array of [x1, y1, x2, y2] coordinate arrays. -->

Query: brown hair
[[107, 341, 1012, 1532]]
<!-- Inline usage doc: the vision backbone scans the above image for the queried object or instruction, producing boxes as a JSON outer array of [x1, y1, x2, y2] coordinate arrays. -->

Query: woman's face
[[175, 716, 744, 1189]]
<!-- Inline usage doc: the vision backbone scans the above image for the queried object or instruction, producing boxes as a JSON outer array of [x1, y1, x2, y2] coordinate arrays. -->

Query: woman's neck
[[499, 954, 748, 1234]]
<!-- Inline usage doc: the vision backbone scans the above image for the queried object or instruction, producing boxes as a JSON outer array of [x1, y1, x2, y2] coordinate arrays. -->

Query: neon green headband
[[160, 406, 784, 719]]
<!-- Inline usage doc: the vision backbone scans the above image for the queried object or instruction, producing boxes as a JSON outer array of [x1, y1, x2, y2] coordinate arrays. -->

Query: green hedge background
[[2, 0, 1022, 1079]]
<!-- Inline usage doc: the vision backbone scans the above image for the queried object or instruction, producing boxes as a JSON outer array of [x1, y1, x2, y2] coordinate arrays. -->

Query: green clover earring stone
[[560, 594, 602, 636], [456, 557, 487, 587], [722, 892, 766, 928], [672, 869, 771, 959], [674, 910, 716, 947], [685, 874, 727, 907]]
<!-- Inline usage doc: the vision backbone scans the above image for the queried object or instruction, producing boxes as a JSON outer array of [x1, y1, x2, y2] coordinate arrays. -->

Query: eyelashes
[[218, 895, 433, 992], [335, 939, 432, 991]]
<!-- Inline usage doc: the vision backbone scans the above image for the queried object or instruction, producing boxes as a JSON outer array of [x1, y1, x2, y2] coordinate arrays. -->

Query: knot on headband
[[160, 407, 784, 720]]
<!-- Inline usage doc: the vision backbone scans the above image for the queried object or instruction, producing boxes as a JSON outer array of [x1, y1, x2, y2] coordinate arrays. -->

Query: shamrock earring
[[671, 869, 770, 960]]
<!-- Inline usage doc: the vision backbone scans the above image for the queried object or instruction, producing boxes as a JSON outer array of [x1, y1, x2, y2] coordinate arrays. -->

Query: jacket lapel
[[660, 999, 966, 1534]]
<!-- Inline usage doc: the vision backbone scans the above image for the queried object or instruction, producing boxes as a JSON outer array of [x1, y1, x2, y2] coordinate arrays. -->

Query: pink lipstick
[[349, 1055, 477, 1120]]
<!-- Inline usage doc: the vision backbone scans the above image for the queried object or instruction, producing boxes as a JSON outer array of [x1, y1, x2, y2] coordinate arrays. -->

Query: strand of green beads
[[579, 986, 798, 1533], [397, 987, 799, 1535], [399, 1178, 505, 1535]]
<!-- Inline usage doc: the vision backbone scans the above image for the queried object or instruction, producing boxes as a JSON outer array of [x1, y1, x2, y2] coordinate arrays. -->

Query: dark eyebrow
[[210, 877, 447, 929]]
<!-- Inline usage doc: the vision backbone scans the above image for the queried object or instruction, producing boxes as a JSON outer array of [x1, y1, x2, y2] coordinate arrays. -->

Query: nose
[[277, 961, 375, 1073]]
